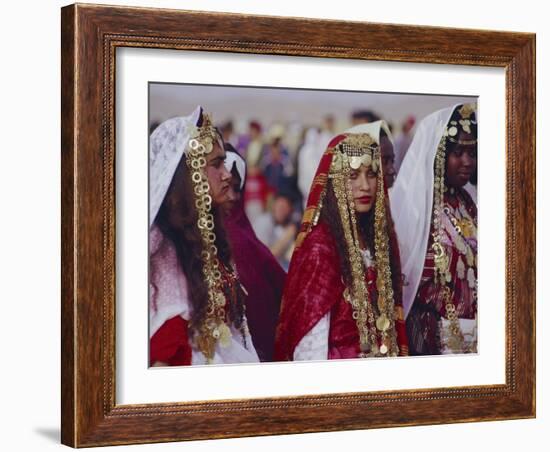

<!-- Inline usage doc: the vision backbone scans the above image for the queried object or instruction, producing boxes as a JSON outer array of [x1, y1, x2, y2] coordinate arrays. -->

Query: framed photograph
[[61, 3, 535, 447]]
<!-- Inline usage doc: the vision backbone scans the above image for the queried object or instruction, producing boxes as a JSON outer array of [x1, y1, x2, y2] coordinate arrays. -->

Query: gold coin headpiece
[[324, 132, 399, 357], [330, 134, 380, 174], [442, 103, 477, 145]]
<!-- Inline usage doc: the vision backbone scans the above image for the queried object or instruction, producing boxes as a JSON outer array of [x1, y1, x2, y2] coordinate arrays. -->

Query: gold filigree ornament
[[329, 133, 398, 358], [332, 133, 380, 174], [185, 113, 235, 362], [430, 106, 479, 353]]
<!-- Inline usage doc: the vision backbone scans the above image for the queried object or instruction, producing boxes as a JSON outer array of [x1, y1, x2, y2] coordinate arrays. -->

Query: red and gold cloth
[[274, 133, 408, 360]]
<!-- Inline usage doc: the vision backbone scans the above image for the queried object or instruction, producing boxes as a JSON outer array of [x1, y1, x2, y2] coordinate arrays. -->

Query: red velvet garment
[[274, 222, 343, 361], [274, 222, 408, 361], [224, 198, 286, 362], [149, 316, 192, 366]]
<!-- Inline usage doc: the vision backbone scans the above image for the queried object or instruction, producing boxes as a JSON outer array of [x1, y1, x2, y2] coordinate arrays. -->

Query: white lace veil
[[389, 104, 460, 318], [149, 106, 202, 227]]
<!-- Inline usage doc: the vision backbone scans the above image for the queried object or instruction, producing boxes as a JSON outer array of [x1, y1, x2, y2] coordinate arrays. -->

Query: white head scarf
[[149, 106, 211, 227], [345, 120, 394, 145], [224, 150, 246, 190], [389, 104, 461, 318]]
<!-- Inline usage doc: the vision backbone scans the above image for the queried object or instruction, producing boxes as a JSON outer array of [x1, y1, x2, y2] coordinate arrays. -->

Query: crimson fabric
[[275, 128, 408, 361], [274, 222, 409, 361], [274, 223, 343, 361], [149, 316, 192, 366], [224, 198, 286, 362]]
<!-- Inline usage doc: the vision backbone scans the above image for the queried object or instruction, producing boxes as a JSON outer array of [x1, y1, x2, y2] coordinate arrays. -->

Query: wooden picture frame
[[61, 3, 535, 447]]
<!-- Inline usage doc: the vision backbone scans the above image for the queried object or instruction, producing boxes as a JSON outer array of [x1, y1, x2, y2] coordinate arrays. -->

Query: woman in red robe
[[274, 121, 408, 361]]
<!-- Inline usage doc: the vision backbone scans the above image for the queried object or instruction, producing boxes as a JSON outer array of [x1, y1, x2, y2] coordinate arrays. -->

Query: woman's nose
[[359, 174, 370, 191], [221, 166, 231, 180], [461, 153, 475, 168]]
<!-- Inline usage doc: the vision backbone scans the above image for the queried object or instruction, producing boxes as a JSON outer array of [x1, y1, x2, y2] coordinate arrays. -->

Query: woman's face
[[445, 130, 477, 188], [204, 142, 232, 205], [380, 136, 396, 189], [349, 164, 378, 213], [221, 170, 242, 215]]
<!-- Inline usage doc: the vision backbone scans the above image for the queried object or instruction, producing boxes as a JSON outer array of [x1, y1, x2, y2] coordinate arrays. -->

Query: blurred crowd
[[151, 109, 417, 271]]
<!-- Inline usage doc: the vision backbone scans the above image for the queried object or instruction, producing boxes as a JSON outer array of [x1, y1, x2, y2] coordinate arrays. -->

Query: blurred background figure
[[351, 109, 381, 125], [320, 114, 336, 143], [297, 123, 333, 207], [239, 120, 264, 168], [220, 120, 237, 148], [297, 127, 322, 207], [261, 131, 293, 194], [253, 191, 300, 271], [243, 164, 272, 226], [393, 115, 416, 174]]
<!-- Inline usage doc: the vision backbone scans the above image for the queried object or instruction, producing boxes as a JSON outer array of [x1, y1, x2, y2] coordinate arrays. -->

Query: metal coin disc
[[376, 315, 391, 332], [189, 139, 200, 150]]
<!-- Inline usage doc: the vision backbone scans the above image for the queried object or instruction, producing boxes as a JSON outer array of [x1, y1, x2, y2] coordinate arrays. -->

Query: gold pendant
[[458, 219, 474, 238], [376, 315, 390, 332], [433, 243, 449, 274], [215, 292, 226, 307]]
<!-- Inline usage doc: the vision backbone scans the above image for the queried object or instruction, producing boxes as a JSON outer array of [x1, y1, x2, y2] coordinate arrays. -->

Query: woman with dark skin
[[390, 103, 478, 355]]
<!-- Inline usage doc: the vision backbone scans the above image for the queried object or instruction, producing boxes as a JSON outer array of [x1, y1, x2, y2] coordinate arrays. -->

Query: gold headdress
[[185, 112, 242, 361], [327, 132, 398, 357], [442, 103, 477, 145]]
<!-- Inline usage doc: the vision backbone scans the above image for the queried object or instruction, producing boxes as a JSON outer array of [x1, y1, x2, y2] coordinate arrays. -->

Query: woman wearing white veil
[[149, 106, 259, 366], [390, 103, 478, 355]]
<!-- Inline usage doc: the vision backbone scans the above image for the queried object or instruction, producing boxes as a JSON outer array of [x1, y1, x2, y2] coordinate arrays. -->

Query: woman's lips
[[357, 196, 372, 203]]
